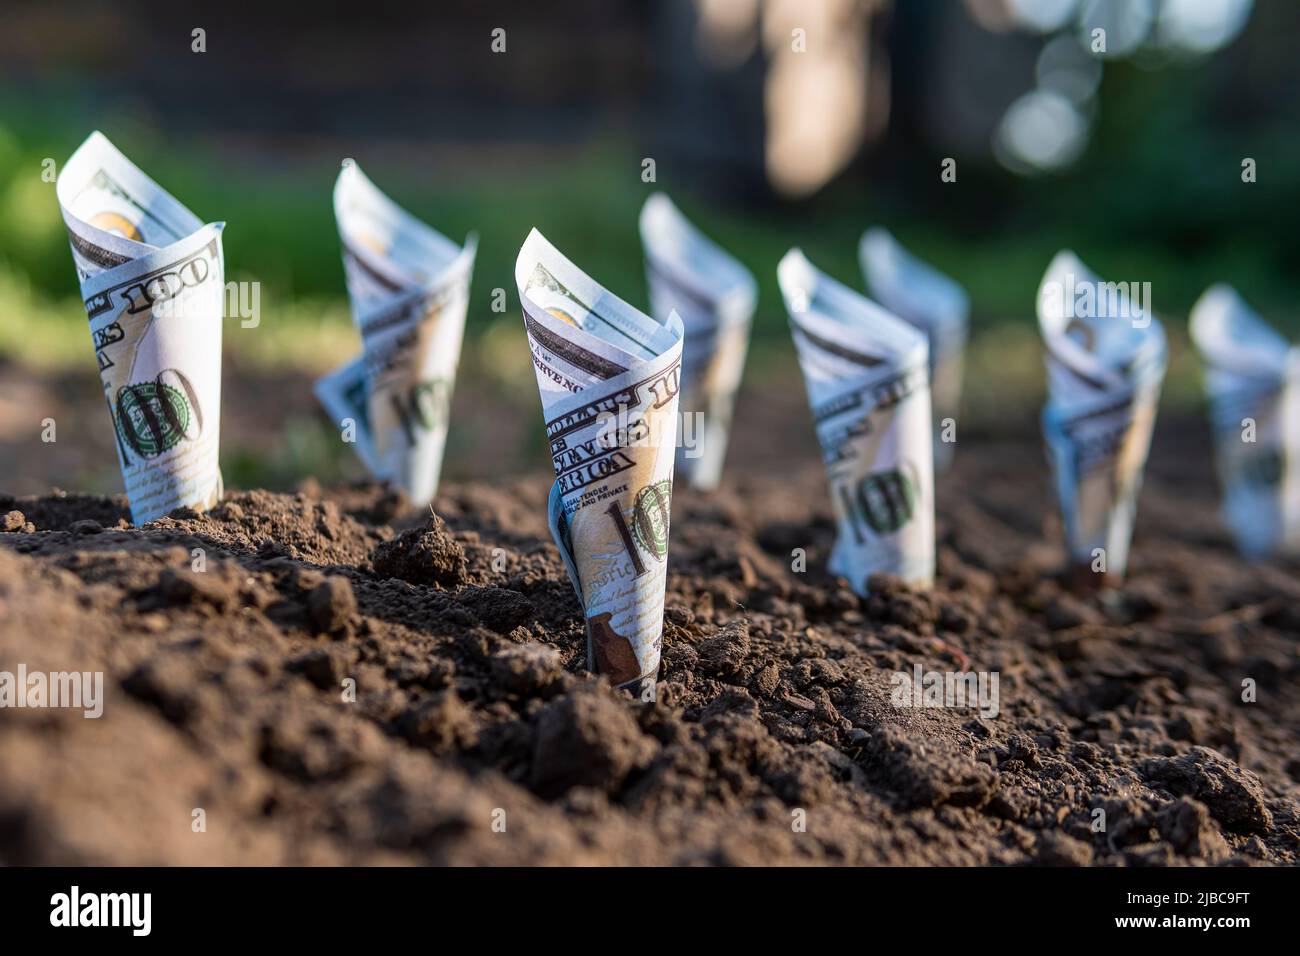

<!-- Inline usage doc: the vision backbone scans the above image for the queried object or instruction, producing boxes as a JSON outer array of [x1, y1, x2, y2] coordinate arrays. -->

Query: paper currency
[[56, 131, 225, 525], [778, 248, 935, 594], [639, 193, 756, 490], [1189, 284, 1300, 558], [1037, 251, 1166, 581], [859, 227, 968, 470], [517, 228, 684, 701], [314, 160, 476, 507]]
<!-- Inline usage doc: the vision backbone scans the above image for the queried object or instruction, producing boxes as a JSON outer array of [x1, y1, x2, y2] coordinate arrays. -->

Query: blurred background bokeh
[[1, 0, 1297, 495]]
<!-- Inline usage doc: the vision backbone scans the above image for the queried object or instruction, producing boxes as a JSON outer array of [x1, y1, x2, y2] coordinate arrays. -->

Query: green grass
[[2, 84, 1297, 389]]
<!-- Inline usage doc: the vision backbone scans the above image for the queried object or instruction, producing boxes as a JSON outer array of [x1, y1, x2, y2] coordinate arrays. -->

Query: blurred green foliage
[[2, 47, 1297, 383], [2, 36, 1296, 496]]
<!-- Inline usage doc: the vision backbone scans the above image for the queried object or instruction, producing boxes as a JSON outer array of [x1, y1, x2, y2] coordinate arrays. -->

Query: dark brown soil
[[1, 419, 1298, 865]]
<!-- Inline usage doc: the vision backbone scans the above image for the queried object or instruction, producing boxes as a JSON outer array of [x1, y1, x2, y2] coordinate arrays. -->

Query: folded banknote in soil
[[315, 160, 476, 508], [1190, 284, 1300, 558], [1037, 250, 1166, 582], [859, 227, 968, 471], [779, 247, 935, 595], [639, 193, 756, 490], [56, 131, 226, 525], [517, 228, 683, 701]]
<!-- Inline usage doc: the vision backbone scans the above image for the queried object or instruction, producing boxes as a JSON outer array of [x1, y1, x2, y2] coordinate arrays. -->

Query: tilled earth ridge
[[0, 425, 1298, 865]]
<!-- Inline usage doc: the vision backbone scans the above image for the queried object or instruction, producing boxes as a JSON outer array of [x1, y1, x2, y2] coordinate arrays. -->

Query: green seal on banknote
[[632, 480, 672, 559], [859, 467, 917, 534], [115, 382, 192, 458]]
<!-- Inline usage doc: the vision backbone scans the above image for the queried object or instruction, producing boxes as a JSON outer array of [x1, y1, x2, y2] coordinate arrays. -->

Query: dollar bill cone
[[639, 193, 756, 491], [55, 131, 225, 525], [516, 228, 684, 702], [1189, 284, 1300, 559], [1037, 250, 1167, 583], [859, 227, 969, 472], [314, 160, 476, 508], [779, 248, 936, 596]]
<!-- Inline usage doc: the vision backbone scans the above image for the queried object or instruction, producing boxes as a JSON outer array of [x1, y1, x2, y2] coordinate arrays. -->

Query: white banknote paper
[[315, 161, 476, 507], [56, 131, 225, 525], [1190, 284, 1300, 558], [517, 228, 683, 701], [1037, 251, 1166, 579], [859, 227, 968, 470], [639, 193, 756, 490], [779, 248, 935, 594]]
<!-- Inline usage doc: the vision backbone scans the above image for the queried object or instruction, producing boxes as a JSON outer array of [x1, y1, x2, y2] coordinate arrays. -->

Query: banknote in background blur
[[1037, 251, 1166, 582], [639, 193, 755, 490], [1190, 285, 1300, 558], [779, 248, 935, 594], [315, 161, 476, 507], [859, 227, 968, 471], [56, 131, 225, 525], [517, 228, 683, 701]]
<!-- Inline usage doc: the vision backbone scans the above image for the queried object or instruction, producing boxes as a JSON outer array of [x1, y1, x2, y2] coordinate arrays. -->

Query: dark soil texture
[[1, 418, 1298, 865]]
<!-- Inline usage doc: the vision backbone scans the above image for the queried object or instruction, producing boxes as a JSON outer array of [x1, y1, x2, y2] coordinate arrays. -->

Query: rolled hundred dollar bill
[[778, 248, 935, 594], [314, 160, 476, 507], [639, 193, 756, 490], [859, 228, 968, 471], [1037, 251, 1166, 583], [1190, 284, 1300, 558], [56, 131, 225, 524], [517, 229, 684, 701]]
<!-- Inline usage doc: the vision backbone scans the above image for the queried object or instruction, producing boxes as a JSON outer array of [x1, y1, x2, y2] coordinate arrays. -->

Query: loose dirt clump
[[371, 515, 468, 588], [0, 421, 1297, 865]]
